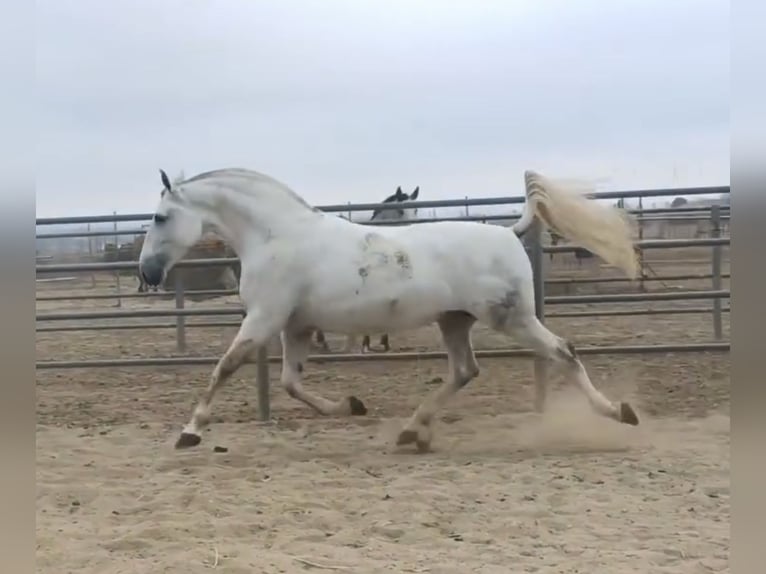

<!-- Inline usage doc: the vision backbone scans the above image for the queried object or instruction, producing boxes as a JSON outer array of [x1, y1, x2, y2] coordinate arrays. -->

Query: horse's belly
[[302, 283, 451, 334]]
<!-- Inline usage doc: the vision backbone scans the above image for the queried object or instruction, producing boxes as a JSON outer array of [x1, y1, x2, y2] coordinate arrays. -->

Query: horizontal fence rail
[[35, 306, 732, 333], [35, 290, 731, 323], [35, 208, 731, 239], [36, 289, 239, 301], [35, 342, 731, 370], [545, 237, 729, 254], [34, 184, 730, 226]]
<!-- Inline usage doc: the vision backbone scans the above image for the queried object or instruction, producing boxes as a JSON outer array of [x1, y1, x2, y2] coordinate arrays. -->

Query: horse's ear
[[160, 169, 172, 193], [410, 186, 419, 200]]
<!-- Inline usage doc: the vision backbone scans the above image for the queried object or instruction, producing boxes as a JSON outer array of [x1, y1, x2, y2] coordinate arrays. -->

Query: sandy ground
[[36, 257, 730, 574], [37, 355, 730, 574]]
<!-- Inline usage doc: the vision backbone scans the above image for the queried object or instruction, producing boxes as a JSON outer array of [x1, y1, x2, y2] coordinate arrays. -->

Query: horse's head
[[371, 185, 420, 222], [138, 169, 206, 288]]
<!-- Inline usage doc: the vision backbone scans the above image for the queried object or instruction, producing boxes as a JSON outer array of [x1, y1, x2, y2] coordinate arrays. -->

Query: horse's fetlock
[[284, 383, 298, 399]]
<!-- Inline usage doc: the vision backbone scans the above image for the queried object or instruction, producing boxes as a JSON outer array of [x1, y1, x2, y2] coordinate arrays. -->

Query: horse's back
[[313, 218, 532, 286], [388, 221, 530, 274]]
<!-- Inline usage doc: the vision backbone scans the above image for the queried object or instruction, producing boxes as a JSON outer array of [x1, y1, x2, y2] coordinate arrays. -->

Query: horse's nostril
[[140, 255, 167, 287], [140, 265, 162, 286]]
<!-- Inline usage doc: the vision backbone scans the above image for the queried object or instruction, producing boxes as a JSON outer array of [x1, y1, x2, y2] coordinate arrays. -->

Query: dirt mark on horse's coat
[[488, 290, 519, 329], [357, 233, 413, 281]]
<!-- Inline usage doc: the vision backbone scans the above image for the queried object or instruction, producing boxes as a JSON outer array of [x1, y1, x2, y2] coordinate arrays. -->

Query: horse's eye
[[153, 213, 168, 224]]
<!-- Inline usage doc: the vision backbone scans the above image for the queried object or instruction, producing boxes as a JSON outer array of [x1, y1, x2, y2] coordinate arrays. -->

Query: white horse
[[313, 185, 421, 354], [138, 167, 640, 452]]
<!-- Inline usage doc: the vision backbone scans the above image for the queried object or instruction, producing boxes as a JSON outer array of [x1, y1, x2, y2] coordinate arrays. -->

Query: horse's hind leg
[[397, 311, 479, 452], [359, 334, 389, 352], [281, 327, 368, 416], [504, 314, 639, 425], [314, 329, 330, 353]]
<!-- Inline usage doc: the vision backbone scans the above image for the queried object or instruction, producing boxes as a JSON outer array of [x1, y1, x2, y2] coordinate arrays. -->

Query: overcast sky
[[35, 0, 729, 218]]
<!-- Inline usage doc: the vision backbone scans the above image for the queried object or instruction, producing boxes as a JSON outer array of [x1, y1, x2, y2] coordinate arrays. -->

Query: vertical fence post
[[87, 222, 96, 289], [711, 205, 723, 340], [637, 195, 645, 292], [113, 213, 122, 307], [256, 346, 270, 422], [174, 273, 186, 352], [528, 218, 548, 413]]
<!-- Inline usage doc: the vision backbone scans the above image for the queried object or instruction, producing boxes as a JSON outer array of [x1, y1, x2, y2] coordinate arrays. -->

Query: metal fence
[[36, 184, 731, 421]]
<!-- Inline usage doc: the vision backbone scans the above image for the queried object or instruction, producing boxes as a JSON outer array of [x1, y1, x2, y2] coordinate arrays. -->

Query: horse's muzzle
[[139, 256, 166, 287]]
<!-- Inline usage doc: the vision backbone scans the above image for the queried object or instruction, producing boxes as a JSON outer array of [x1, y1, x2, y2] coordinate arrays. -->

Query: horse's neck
[[190, 185, 319, 260]]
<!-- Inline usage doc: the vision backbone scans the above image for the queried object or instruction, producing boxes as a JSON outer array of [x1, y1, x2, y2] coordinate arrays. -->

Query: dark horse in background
[[313, 185, 421, 353]]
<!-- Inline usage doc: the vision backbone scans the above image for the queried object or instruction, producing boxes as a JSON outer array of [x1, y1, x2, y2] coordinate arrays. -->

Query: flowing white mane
[[180, 168, 321, 214]]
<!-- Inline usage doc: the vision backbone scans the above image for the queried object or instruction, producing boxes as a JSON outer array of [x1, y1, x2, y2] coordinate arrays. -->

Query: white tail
[[512, 170, 639, 279]]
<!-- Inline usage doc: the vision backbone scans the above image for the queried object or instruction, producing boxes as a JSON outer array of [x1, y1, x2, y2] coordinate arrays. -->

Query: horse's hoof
[[348, 396, 367, 416], [620, 402, 639, 426], [175, 432, 202, 449], [396, 427, 432, 453], [396, 429, 419, 446]]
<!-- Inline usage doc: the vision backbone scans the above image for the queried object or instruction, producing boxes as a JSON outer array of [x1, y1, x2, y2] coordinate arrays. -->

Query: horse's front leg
[[175, 307, 283, 449], [281, 328, 368, 416]]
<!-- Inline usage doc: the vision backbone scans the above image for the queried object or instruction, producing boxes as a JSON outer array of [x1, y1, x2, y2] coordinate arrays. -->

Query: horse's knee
[[217, 356, 240, 379], [217, 340, 255, 379]]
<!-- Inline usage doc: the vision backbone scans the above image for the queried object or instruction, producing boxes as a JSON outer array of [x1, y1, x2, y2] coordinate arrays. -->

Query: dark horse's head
[[370, 186, 420, 222]]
